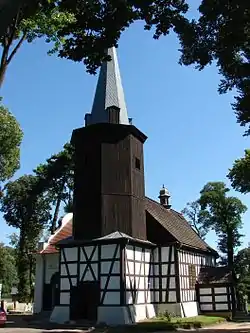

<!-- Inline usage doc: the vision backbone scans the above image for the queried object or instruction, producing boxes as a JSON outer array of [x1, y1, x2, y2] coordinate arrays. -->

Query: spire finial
[[85, 46, 129, 126]]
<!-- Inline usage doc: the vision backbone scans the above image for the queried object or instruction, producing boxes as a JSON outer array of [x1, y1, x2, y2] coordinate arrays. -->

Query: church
[[34, 47, 235, 325]]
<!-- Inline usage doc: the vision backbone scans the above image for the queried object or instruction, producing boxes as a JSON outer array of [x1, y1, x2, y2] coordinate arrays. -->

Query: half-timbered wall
[[59, 244, 121, 307], [178, 249, 215, 303], [197, 286, 232, 312], [150, 246, 177, 304]]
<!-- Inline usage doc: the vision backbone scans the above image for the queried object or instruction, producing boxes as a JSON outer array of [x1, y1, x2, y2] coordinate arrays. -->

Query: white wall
[[45, 254, 59, 284], [33, 255, 44, 313]]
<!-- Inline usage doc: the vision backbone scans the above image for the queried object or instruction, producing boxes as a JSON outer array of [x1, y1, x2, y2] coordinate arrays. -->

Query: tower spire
[[85, 47, 129, 126]]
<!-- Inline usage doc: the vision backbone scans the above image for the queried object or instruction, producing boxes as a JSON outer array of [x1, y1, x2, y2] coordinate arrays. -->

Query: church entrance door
[[70, 281, 99, 321]]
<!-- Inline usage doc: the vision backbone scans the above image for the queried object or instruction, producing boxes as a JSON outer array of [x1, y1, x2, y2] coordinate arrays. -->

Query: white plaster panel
[[60, 264, 67, 276], [153, 248, 159, 262], [79, 263, 97, 281], [199, 288, 212, 295], [162, 290, 166, 302], [161, 247, 169, 262], [154, 277, 159, 289], [64, 248, 78, 262], [145, 250, 151, 262], [135, 262, 142, 275], [80, 246, 97, 261], [215, 303, 229, 310], [138, 276, 145, 289], [101, 260, 119, 274], [126, 261, 134, 274], [162, 277, 167, 288], [169, 291, 176, 302], [126, 291, 133, 304], [66, 263, 77, 275], [170, 277, 176, 288], [162, 264, 168, 275], [154, 291, 159, 302], [145, 263, 150, 276], [170, 264, 175, 275], [214, 287, 227, 294], [102, 291, 120, 304], [126, 274, 134, 288], [171, 248, 175, 261], [200, 296, 212, 302], [200, 303, 213, 311], [45, 254, 59, 283], [101, 276, 120, 290], [60, 292, 70, 305], [149, 264, 154, 276], [126, 246, 134, 260], [136, 291, 145, 304], [135, 247, 143, 261], [101, 244, 119, 259], [154, 264, 159, 276], [215, 295, 228, 302], [61, 278, 70, 290]]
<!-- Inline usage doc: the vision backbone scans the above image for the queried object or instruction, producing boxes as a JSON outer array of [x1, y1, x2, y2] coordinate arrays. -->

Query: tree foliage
[[228, 149, 250, 194], [0, 0, 75, 87], [234, 246, 250, 299], [199, 182, 247, 269], [0, 100, 23, 184], [181, 200, 210, 240], [34, 142, 74, 233], [0, 174, 51, 301], [0, 243, 18, 295], [179, 0, 250, 135], [0, 0, 191, 84]]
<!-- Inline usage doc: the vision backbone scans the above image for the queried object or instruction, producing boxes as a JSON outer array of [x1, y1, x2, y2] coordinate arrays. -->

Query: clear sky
[[0, 17, 249, 251]]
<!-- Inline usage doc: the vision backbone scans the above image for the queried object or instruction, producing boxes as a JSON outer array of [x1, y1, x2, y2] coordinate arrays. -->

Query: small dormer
[[158, 185, 171, 209]]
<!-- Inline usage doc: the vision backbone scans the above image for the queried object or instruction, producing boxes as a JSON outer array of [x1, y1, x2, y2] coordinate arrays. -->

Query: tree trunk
[[227, 227, 234, 270], [51, 195, 62, 234], [17, 228, 30, 302]]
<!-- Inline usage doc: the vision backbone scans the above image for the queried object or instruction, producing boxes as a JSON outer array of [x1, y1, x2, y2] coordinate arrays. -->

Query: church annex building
[[34, 48, 235, 325]]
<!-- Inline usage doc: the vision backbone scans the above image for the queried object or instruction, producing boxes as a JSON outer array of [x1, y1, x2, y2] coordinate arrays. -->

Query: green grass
[[100, 315, 226, 332], [248, 304, 250, 311]]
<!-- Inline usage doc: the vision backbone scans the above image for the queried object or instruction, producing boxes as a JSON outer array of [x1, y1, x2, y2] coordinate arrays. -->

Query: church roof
[[145, 197, 216, 254], [197, 267, 233, 284], [39, 199, 216, 255], [39, 214, 72, 254], [86, 47, 129, 125]]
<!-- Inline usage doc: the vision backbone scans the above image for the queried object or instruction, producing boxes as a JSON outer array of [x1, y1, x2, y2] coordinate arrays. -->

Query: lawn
[[248, 304, 250, 311], [103, 315, 226, 332]]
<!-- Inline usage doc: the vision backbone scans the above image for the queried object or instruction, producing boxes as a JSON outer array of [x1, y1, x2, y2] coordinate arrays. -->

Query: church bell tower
[[71, 47, 147, 241]]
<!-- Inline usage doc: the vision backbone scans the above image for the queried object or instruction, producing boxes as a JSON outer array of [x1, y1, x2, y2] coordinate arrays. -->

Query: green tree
[[234, 246, 250, 299], [199, 182, 247, 270], [181, 200, 210, 240], [34, 142, 74, 234], [0, 99, 23, 187], [0, 243, 18, 295], [1, 0, 190, 79], [228, 149, 250, 194], [179, 0, 250, 135], [0, 174, 51, 301], [0, 1, 75, 87]]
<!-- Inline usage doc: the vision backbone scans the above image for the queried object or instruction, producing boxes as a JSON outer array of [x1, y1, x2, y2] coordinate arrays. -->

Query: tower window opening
[[135, 157, 141, 170]]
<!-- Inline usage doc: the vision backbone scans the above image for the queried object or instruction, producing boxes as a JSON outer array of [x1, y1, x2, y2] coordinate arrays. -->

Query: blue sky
[[0, 18, 249, 251]]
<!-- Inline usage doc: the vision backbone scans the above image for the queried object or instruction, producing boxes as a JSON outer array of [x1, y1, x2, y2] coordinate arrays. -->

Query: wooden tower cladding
[[71, 121, 147, 241]]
